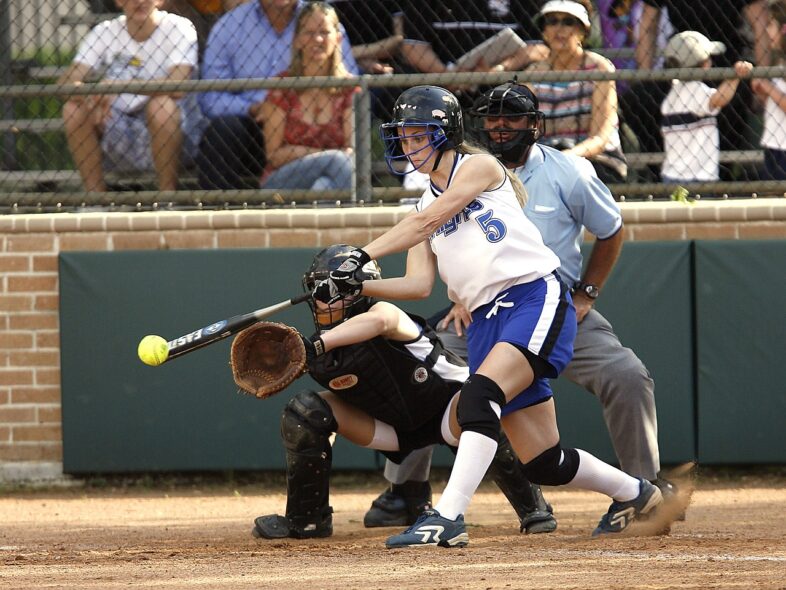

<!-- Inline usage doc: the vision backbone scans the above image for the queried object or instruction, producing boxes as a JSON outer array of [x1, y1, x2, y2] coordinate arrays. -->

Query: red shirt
[[266, 75, 359, 151]]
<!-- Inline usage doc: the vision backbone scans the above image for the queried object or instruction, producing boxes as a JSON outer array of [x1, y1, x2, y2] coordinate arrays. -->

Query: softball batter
[[314, 85, 669, 547]]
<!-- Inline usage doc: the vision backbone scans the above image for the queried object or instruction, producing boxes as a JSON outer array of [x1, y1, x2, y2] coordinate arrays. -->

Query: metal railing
[[3, 67, 786, 210]]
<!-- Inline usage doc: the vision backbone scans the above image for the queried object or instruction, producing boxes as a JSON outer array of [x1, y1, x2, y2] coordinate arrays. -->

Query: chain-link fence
[[2, 0, 785, 212]]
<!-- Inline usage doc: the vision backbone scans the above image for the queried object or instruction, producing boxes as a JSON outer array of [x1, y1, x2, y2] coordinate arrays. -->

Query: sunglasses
[[542, 15, 583, 28]]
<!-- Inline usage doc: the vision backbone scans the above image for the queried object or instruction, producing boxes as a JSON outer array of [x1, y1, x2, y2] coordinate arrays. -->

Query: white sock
[[567, 449, 641, 501], [365, 419, 400, 452], [434, 431, 498, 520]]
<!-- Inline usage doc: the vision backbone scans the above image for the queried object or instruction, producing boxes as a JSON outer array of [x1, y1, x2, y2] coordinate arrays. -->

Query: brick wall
[[1, 199, 785, 480]]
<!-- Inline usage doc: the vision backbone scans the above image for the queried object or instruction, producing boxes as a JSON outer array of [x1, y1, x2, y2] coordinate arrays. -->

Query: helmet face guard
[[302, 244, 381, 331], [470, 83, 545, 167], [380, 85, 464, 176], [379, 122, 449, 174]]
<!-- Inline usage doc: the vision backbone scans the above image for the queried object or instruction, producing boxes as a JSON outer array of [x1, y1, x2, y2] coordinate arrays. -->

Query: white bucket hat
[[537, 0, 592, 31], [664, 31, 726, 68]]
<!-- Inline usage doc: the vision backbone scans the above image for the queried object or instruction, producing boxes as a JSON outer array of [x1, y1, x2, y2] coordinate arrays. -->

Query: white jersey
[[417, 153, 560, 311], [660, 80, 721, 182], [73, 11, 198, 114]]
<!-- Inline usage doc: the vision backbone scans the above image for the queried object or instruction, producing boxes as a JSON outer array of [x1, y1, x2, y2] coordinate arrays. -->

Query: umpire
[[366, 82, 677, 527]]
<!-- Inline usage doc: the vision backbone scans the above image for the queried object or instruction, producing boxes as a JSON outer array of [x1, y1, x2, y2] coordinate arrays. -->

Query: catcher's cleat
[[592, 478, 663, 537], [519, 486, 557, 534], [363, 481, 432, 528], [385, 509, 469, 549], [252, 510, 333, 540]]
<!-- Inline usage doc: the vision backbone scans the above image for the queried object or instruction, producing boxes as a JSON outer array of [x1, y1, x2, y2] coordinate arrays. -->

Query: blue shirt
[[517, 145, 622, 287], [198, 0, 359, 118]]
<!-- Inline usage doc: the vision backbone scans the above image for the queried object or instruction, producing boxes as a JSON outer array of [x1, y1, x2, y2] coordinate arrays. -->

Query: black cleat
[[252, 509, 333, 539], [519, 486, 557, 534]]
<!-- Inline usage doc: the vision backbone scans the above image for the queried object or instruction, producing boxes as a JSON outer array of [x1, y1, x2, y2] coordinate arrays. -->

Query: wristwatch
[[574, 282, 600, 299]]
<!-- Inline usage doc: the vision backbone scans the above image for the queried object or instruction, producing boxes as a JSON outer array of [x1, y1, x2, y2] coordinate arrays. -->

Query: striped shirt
[[531, 54, 623, 154]]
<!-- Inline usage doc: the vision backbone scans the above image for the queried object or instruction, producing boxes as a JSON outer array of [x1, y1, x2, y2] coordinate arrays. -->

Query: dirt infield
[[1, 470, 785, 589]]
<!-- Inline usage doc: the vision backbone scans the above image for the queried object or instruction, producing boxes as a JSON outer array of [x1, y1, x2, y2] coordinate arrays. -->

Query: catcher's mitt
[[230, 322, 307, 399]]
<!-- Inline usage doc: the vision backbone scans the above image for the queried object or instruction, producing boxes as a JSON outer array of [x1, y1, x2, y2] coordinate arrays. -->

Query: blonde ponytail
[[456, 143, 528, 207], [506, 169, 528, 207]]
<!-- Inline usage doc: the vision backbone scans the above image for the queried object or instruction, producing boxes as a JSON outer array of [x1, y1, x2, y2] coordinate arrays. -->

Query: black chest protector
[[308, 315, 464, 431]]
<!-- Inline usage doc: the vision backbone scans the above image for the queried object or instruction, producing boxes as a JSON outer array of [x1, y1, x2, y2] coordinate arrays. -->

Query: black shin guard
[[487, 433, 556, 533], [456, 374, 506, 441], [280, 390, 338, 532]]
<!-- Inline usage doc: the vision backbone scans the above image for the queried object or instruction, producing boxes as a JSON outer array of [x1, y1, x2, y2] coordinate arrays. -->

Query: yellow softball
[[137, 335, 170, 367]]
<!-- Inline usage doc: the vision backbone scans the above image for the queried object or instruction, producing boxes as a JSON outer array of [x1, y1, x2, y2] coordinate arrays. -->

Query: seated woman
[[259, 2, 358, 193], [60, 0, 204, 192], [523, 0, 628, 184]]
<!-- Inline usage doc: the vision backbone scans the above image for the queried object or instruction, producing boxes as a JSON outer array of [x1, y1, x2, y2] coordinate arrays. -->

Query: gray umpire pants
[[384, 308, 660, 484]]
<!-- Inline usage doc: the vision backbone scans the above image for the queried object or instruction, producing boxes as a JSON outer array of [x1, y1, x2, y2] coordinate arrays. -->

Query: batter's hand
[[313, 248, 370, 304], [329, 247, 369, 293], [438, 303, 472, 336]]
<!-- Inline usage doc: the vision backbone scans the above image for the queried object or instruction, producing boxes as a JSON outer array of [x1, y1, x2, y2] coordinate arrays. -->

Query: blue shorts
[[466, 274, 576, 415]]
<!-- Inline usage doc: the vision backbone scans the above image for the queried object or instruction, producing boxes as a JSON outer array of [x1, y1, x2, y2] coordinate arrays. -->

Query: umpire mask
[[470, 82, 544, 167]]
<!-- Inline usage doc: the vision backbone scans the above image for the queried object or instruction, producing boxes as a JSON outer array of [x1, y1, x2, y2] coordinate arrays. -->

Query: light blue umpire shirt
[[516, 144, 623, 288], [199, 0, 359, 119]]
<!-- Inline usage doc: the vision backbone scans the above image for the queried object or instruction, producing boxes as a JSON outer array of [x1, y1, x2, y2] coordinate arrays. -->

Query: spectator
[[88, 1, 248, 56], [396, 0, 547, 104], [327, 0, 403, 74], [637, 0, 769, 162], [259, 2, 358, 192], [164, 0, 249, 55], [327, 0, 405, 119], [526, 0, 628, 184], [637, 0, 769, 69], [196, 0, 358, 190], [751, 0, 786, 180], [60, 0, 204, 192], [660, 31, 753, 184], [597, 0, 674, 92]]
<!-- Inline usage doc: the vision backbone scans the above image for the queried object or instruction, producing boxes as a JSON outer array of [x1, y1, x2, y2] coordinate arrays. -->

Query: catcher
[[231, 244, 556, 539]]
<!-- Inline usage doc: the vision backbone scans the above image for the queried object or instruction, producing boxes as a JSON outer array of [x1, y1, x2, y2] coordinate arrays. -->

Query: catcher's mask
[[303, 244, 382, 330], [470, 82, 545, 167], [380, 85, 464, 175]]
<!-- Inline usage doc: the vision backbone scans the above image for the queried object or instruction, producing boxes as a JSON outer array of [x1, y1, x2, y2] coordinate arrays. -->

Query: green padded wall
[[60, 242, 703, 473], [695, 241, 786, 463], [552, 241, 695, 467]]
